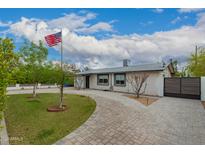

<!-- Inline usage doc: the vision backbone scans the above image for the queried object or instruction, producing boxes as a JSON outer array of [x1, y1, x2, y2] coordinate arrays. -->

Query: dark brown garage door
[[164, 77, 201, 99]]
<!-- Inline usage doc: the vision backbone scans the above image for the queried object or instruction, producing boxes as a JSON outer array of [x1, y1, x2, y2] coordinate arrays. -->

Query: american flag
[[45, 32, 62, 47]]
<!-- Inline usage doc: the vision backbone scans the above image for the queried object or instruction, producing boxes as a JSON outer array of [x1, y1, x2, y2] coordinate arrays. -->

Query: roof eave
[[77, 69, 164, 75]]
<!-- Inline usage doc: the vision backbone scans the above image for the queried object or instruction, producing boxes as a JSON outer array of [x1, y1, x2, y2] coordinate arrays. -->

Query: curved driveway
[[8, 88, 205, 144]]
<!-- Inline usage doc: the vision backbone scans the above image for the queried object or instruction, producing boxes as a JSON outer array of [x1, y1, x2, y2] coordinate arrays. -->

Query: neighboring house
[[74, 62, 175, 96]]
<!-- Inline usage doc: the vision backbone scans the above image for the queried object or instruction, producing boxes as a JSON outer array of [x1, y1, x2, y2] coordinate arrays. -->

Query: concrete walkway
[[0, 114, 9, 145], [7, 88, 205, 144]]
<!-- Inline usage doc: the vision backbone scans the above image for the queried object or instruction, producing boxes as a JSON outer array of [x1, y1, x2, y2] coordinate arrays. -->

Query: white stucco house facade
[[74, 62, 175, 97]]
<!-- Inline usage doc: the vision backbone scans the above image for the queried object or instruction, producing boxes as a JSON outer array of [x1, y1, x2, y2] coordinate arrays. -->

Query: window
[[97, 74, 109, 85], [114, 73, 126, 86]]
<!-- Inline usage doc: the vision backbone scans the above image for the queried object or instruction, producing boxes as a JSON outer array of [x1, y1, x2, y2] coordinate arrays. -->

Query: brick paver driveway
[[55, 89, 205, 145], [8, 88, 205, 144]]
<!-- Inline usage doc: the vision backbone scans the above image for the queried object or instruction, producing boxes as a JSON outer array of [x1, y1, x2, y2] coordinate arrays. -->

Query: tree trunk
[[59, 83, 63, 108], [33, 84, 36, 98], [136, 93, 140, 98]]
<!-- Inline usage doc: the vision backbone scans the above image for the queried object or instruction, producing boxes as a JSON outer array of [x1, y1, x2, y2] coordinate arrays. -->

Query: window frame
[[97, 74, 109, 86], [114, 73, 126, 87]]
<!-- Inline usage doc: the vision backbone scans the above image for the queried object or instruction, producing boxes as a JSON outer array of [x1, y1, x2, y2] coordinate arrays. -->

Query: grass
[[4, 93, 96, 145], [125, 95, 158, 106]]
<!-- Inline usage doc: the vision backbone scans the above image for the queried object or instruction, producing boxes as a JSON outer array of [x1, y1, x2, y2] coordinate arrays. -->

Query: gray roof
[[78, 63, 166, 75]]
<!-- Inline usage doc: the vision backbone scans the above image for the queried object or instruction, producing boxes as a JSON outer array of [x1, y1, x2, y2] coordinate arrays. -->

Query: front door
[[86, 76, 90, 88]]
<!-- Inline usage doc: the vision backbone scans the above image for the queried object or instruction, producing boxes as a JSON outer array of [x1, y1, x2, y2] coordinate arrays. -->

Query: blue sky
[[0, 8, 205, 69], [0, 8, 198, 34]]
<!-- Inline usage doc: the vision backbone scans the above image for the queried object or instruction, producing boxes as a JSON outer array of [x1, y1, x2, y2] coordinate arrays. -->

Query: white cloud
[[48, 12, 96, 31], [9, 17, 47, 41], [178, 8, 204, 13], [171, 16, 181, 24], [152, 8, 164, 13], [196, 12, 205, 26], [45, 12, 114, 35], [184, 16, 189, 19], [76, 22, 113, 34], [7, 11, 205, 69], [0, 21, 12, 27], [140, 21, 153, 26]]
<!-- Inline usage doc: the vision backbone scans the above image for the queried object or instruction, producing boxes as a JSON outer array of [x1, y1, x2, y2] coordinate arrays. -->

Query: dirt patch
[[47, 105, 67, 112], [202, 101, 205, 109], [125, 95, 158, 106]]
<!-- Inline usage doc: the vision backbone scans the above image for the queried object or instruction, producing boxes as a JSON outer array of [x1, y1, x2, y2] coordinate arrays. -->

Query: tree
[[187, 48, 205, 77], [170, 59, 189, 77], [48, 63, 75, 85], [127, 72, 149, 98], [0, 38, 18, 122], [47, 63, 75, 108], [171, 59, 177, 72], [10, 62, 28, 84], [171, 59, 183, 77], [38, 62, 57, 84], [19, 40, 48, 97]]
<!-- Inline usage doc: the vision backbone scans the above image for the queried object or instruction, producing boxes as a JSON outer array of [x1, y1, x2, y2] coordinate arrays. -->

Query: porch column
[[109, 73, 114, 91]]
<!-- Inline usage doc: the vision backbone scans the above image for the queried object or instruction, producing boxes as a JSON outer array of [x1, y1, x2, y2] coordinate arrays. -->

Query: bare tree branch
[[127, 72, 149, 98]]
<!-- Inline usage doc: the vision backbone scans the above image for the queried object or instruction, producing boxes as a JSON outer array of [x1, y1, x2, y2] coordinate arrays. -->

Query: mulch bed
[[124, 95, 158, 106], [202, 101, 205, 109], [27, 96, 36, 98], [47, 105, 67, 112], [26, 95, 40, 99]]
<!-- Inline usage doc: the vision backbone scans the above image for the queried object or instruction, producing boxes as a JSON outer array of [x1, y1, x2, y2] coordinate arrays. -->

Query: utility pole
[[195, 45, 198, 66]]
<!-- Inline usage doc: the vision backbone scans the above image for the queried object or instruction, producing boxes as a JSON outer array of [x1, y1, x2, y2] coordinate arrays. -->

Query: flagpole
[[60, 28, 63, 108]]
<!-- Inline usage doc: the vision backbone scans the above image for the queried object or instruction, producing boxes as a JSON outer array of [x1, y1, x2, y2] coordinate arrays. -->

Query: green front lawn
[[4, 93, 96, 145]]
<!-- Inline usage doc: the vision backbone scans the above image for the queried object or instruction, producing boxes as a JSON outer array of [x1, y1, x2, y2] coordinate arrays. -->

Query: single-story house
[[74, 62, 175, 96]]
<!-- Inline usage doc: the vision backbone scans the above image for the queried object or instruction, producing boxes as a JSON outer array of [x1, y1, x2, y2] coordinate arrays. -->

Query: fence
[[7, 84, 58, 90], [164, 77, 201, 99], [164, 77, 205, 101]]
